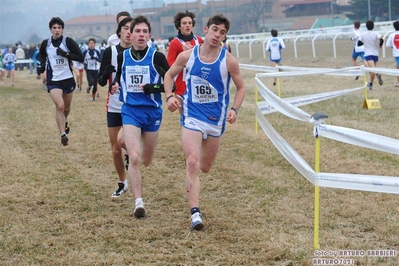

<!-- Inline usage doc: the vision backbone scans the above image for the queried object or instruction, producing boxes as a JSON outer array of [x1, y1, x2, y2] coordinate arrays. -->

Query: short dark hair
[[366, 20, 374, 30], [49, 17, 64, 29], [131, 15, 151, 34], [173, 10, 196, 30], [271, 29, 278, 37], [88, 38, 96, 43], [206, 14, 230, 32], [116, 11, 131, 23], [116, 17, 133, 38], [393, 20, 399, 31]]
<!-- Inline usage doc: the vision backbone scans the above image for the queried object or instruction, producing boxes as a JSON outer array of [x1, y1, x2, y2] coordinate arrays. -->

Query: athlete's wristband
[[231, 107, 238, 115], [143, 84, 165, 95], [166, 95, 174, 102]]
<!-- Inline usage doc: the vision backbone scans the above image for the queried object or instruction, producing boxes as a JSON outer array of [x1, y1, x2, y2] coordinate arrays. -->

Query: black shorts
[[107, 112, 122, 127]]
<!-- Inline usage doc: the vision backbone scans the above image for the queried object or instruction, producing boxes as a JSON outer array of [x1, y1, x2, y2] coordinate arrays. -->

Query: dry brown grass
[[0, 42, 398, 265]]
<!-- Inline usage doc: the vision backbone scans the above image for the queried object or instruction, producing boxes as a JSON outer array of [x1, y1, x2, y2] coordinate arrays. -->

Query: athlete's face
[[120, 23, 132, 46], [88, 40, 95, 49], [50, 24, 63, 39], [179, 16, 193, 36], [131, 22, 151, 50], [204, 24, 227, 47]]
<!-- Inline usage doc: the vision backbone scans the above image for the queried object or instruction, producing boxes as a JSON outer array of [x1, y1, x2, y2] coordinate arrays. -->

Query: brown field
[[0, 40, 398, 266]]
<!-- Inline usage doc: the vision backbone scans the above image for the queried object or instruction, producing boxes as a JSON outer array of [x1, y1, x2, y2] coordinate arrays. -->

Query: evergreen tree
[[347, 0, 399, 22]]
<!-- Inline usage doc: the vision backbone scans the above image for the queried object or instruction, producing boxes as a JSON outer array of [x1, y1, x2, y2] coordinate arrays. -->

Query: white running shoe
[[191, 212, 204, 231], [134, 199, 145, 218]]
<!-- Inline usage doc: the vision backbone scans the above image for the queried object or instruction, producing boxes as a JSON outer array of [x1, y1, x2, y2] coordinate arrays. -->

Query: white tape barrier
[[255, 107, 316, 185], [362, 66, 399, 76], [255, 75, 399, 194], [315, 172, 399, 194], [256, 77, 312, 122], [315, 124, 399, 156], [255, 108, 399, 193], [240, 63, 364, 77], [15, 59, 34, 64], [258, 86, 364, 115]]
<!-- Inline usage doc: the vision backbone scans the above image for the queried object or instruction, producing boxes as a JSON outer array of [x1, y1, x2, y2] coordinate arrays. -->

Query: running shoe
[[134, 200, 145, 218], [377, 74, 383, 85], [65, 121, 70, 134], [86, 86, 91, 93], [273, 82, 276, 86], [111, 182, 128, 198], [124, 154, 129, 171], [91, 98, 96, 102], [97, 93, 100, 98], [77, 85, 81, 92], [355, 76, 359, 80], [367, 82, 372, 90], [191, 212, 204, 231], [61, 133, 69, 146], [11, 83, 14, 86], [395, 83, 399, 87]]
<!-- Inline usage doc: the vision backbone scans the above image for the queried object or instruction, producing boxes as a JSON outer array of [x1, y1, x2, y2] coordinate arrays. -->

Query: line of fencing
[[243, 63, 399, 248], [228, 20, 397, 59]]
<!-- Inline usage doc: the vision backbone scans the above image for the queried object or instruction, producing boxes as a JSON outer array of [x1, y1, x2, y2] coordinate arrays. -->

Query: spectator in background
[[220, 37, 231, 53], [3, 46, 8, 56], [148, 37, 158, 51], [28, 43, 37, 74], [385, 20, 399, 87], [15, 45, 25, 71], [2, 46, 9, 78], [32, 43, 42, 79], [164, 36, 174, 54], [265, 29, 285, 86], [99, 40, 107, 58], [107, 11, 131, 46], [79, 42, 87, 53], [0, 50, 5, 84]]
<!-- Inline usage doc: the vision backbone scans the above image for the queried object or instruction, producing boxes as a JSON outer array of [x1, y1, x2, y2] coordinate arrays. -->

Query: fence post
[[312, 112, 329, 249]]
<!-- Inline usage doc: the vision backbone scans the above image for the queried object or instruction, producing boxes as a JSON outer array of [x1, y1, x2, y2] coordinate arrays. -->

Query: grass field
[[0, 42, 398, 265]]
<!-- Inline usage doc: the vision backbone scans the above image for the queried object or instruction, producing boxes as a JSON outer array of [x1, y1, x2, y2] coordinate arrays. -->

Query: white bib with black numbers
[[125, 65, 150, 93]]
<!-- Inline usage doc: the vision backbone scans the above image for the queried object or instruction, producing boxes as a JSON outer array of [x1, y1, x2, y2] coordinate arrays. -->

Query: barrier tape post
[[312, 112, 328, 249], [255, 86, 259, 133], [363, 68, 368, 101], [276, 64, 281, 97]]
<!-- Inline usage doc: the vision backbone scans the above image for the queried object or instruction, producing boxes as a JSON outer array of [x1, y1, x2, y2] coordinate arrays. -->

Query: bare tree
[[240, 0, 276, 32]]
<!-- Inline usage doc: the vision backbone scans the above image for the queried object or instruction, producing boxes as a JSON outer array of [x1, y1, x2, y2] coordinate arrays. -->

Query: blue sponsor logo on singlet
[[208, 116, 218, 121]]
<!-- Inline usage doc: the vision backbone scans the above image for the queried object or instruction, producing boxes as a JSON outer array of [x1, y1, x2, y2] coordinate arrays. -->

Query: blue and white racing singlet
[[119, 47, 162, 108], [182, 45, 231, 126]]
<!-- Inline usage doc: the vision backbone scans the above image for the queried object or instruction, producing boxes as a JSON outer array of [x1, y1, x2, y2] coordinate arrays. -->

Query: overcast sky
[[0, 0, 208, 45]]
